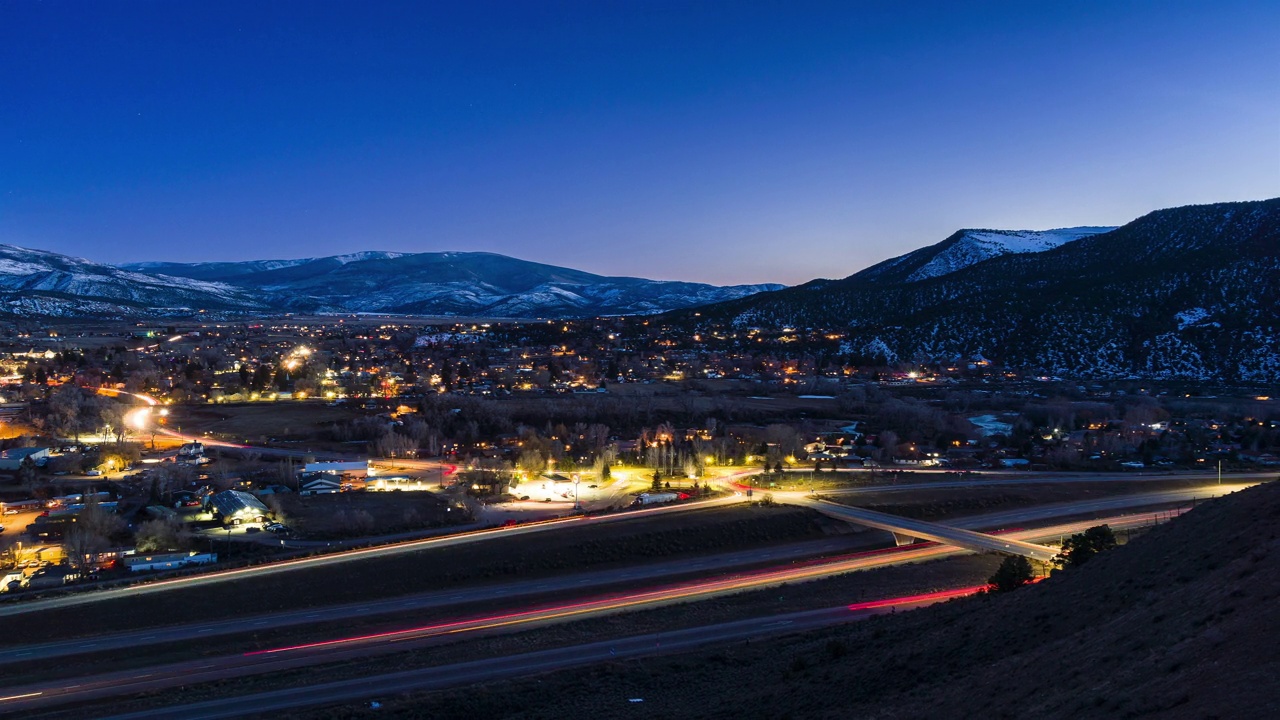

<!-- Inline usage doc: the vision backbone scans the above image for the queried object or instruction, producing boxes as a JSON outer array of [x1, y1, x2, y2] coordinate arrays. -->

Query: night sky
[[2, 1, 1276, 286]]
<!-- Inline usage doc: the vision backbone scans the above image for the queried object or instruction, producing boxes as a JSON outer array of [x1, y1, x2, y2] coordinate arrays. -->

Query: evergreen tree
[[988, 555, 1035, 592], [1057, 525, 1118, 568]]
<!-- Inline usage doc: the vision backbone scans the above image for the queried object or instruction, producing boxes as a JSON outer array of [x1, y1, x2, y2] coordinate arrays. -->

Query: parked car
[[85, 469, 103, 476]]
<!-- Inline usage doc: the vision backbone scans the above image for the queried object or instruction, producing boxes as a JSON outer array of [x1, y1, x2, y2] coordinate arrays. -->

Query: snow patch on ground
[[1174, 307, 1219, 330], [906, 227, 1115, 282], [969, 415, 1013, 437]]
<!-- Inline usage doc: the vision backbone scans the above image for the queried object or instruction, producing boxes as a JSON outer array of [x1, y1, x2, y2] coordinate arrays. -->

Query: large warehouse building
[[206, 490, 269, 526]]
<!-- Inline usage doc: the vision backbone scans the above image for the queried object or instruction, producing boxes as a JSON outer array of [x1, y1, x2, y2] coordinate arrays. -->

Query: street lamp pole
[[573, 474, 581, 511], [1218, 459, 1222, 485]]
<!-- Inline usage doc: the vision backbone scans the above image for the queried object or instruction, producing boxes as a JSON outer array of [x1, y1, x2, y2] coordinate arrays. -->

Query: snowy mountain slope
[[123, 251, 409, 283], [673, 199, 1280, 381], [138, 251, 785, 317], [851, 226, 1115, 285], [0, 245, 782, 319], [0, 244, 265, 312]]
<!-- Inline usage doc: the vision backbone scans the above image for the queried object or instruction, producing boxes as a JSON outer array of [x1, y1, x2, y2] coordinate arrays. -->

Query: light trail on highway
[[3, 477, 1245, 619], [0, 494, 746, 618], [235, 509, 1175, 660], [0, 508, 1186, 717], [5, 585, 999, 720]]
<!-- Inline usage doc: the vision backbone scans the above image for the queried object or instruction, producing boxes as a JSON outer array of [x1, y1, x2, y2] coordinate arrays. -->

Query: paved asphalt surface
[[0, 534, 875, 663], [0, 494, 746, 619], [95, 588, 983, 720], [789, 481, 1256, 563], [817, 470, 1272, 495], [0, 508, 1202, 716], [800, 499, 1060, 561], [940, 483, 1254, 530]]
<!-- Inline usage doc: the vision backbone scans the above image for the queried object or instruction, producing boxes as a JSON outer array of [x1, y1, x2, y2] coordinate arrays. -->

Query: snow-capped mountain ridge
[[0, 246, 782, 319], [0, 244, 262, 311], [851, 226, 1116, 285], [674, 199, 1280, 382]]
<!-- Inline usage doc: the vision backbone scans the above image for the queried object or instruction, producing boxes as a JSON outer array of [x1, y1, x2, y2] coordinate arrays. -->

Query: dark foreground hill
[[352, 480, 1280, 719]]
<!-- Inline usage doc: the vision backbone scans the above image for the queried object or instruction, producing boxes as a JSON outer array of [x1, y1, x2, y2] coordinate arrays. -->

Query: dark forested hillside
[[676, 199, 1280, 381]]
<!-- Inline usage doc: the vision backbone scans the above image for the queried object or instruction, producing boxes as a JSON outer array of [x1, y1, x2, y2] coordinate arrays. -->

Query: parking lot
[[0, 508, 44, 552]]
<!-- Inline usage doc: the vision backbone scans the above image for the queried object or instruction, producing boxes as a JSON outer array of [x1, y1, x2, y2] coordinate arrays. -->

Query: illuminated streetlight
[[125, 407, 151, 431]]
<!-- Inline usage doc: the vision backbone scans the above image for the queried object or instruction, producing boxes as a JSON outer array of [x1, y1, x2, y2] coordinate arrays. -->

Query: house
[[177, 441, 211, 465], [300, 474, 342, 495]]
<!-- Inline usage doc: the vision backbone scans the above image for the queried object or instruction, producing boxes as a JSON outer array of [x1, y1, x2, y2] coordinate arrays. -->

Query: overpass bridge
[[794, 497, 1060, 562]]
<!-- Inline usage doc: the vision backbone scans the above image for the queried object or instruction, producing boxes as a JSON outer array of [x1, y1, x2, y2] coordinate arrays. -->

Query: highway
[[798, 498, 1060, 561], [0, 510, 1187, 715], [85, 588, 991, 720], [786, 482, 1257, 563], [816, 471, 1272, 495], [1, 480, 1247, 622], [937, 483, 1256, 530], [0, 483, 1234, 662], [0, 534, 873, 663], [0, 494, 747, 619]]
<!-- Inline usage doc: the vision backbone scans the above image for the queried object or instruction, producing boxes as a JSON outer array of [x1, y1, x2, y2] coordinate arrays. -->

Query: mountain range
[[675, 199, 1280, 382], [4, 197, 1277, 381], [0, 248, 781, 319]]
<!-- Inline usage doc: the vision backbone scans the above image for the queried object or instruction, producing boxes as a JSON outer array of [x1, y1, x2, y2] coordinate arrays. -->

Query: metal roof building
[[207, 490, 269, 525]]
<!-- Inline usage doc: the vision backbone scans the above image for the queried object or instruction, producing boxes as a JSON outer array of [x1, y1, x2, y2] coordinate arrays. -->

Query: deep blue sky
[[2, 1, 1277, 285]]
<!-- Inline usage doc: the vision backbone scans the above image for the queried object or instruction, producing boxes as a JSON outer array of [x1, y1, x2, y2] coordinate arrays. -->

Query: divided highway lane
[[941, 482, 1257, 531], [0, 545, 986, 713], [0, 535, 870, 664], [816, 471, 1272, 496], [0, 484, 1248, 660], [790, 482, 1258, 563], [0, 494, 746, 619], [798, 499, 1060, 561], [96, 588, 988, 720], [0, 511, 1185, 715], [0, 586, 944, 720], [0, 481, 1239, 655]]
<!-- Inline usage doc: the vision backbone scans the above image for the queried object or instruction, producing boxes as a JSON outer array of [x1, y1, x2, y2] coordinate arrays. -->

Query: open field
[[279, 491, 461, 538], [169, 402, 365, 444]]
